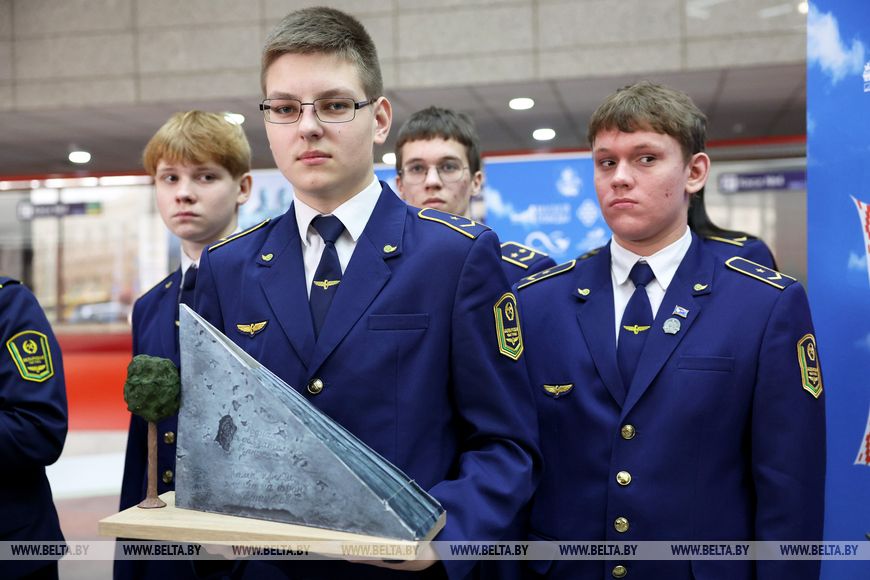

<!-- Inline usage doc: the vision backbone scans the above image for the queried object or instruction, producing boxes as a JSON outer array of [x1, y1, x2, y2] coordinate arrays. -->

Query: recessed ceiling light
[[381, 152, 397, 165], [533, 128, 556, 141], [224, 112, 245, 125], [509, 97, 535, 110], [68, 150, 91, 164]]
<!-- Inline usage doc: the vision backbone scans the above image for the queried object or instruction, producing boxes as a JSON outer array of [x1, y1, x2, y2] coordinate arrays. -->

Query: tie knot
[[629, 262, 655, 287], [182, 266, 198, 291], [312, 215, 345, 245]]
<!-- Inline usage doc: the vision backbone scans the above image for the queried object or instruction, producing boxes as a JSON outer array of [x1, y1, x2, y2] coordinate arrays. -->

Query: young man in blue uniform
[[394, 106, 555, 282], [516, 82, 825, 579], [0, 277, 67, 580], [116, 111, 252, 579], [195, 7, 539, 578]]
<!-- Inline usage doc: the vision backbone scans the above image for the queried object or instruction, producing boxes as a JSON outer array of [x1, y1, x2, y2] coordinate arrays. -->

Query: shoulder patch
[[417, 208, 489, 239], [797, 333, 823, 399], [501, 241, 550, 270], [0, 276, 21, 289], [517, 260, 576, 290], [208, 219, 271, 252], [494, 292, 523, 360], [706, 235, 748, 247], [725, 256, 796, 290], [6, 330, 55, 382]]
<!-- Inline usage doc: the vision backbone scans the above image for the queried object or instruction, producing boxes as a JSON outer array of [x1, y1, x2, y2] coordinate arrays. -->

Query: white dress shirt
[[294, 177, 381, 297], [610, 226, 692, 344]]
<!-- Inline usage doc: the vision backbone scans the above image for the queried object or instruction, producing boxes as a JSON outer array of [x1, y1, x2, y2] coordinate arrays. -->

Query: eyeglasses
[[399, 161, 468, 184], [259, 97, 376, 124]]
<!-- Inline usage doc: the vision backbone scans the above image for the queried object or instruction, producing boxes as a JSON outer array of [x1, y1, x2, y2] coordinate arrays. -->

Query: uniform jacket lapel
[[576, 244, 628, 406], [308, 186, 404, 374], [258, 205, 317, 366], [162, 269, 182, 363], [622, 234, 713, 415]]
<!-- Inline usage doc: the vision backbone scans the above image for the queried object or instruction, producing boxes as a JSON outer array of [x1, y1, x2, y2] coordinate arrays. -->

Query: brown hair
[[587, 81, 707, 162], [142, 111, 251, 178], [261, 6, 383, 98], [395, 106, 481, 174]]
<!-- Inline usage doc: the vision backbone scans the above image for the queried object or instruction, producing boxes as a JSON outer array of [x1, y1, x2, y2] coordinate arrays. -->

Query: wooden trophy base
[[98, 492, 444, 560]]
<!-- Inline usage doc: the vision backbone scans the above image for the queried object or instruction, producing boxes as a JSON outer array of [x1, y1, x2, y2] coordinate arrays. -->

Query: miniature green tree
[[124, 354, 181, 509]]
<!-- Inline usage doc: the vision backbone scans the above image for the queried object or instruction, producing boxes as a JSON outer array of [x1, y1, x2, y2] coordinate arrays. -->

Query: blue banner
[[807, 1, 870, 577], [482, 154, 608, 263]]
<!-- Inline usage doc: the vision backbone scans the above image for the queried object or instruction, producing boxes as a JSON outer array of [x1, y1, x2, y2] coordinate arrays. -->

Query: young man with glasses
[[395, 106, 555, 282], [194, 7, 539, 578], [515, 82, 824, 579]]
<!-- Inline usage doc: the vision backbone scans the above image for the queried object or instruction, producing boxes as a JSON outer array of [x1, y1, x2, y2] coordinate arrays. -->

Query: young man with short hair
[[395, 106, 555, 282], [516, 82, 825, 579], [195, 8, 539, 578], [116, 110, 252, 580]]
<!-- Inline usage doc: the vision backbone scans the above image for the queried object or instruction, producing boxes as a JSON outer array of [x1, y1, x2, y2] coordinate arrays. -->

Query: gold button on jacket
[[616, 470, 632, 486], [307, 378, 324, 395]]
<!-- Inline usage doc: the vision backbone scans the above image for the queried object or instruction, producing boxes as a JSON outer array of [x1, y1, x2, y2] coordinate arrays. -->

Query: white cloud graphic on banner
[[808, 5, 865, 84], [848, 251, 866, 271]]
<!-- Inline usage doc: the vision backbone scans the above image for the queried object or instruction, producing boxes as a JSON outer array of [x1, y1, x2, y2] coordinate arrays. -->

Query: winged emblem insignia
[[313, 279, 340, 290], [543, 383, 574, 398], [623, 324, 651, 335], [236, 320, 268, 337]]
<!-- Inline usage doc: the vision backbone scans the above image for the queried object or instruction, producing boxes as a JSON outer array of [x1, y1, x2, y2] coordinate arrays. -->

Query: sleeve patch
[[494, 292, 523, 360], [501, 241, 550, 270], [417, 208, 489, 239], [517, 260, 576, 289], [725, 256, 796, 290], [6, 330, 55, 382], [797, 333, 823, 399]]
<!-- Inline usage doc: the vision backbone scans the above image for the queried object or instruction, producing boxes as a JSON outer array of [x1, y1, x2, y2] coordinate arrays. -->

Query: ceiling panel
[[0, 64, 806, 178]]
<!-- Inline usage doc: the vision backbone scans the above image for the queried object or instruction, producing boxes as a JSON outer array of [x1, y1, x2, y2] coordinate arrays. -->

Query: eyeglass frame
[[259, 97, 377, 124], [398, 161, 470, 185]]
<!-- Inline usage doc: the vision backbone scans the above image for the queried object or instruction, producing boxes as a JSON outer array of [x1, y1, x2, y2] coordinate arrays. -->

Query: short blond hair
[[142, 111, 251, 178]]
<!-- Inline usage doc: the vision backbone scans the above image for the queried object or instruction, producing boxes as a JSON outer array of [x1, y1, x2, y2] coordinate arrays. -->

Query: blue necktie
[[617, 262, 655, 389], [179, 265, 197, 308], [309, 215, 345, 338]]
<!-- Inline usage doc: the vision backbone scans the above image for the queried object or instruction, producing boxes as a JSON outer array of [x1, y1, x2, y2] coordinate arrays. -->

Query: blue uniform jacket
[[500, 241, 556, 284], [195, 183, 540, 579], [0, 277, 67, 578], [515, 235, 825, 579], [116, 269, 191, 580]]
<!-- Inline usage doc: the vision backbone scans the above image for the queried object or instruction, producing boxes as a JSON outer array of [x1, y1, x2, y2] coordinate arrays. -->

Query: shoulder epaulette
[[501, 241, 550, 270], [706, 235, 749, 247], [517, 260, 576, 290], [725, 256, 797, 290], [208, 219, 271, 252], [0, 276, 21, 289], [417, 208, 489, 239], [578, 246, 603, 260]]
